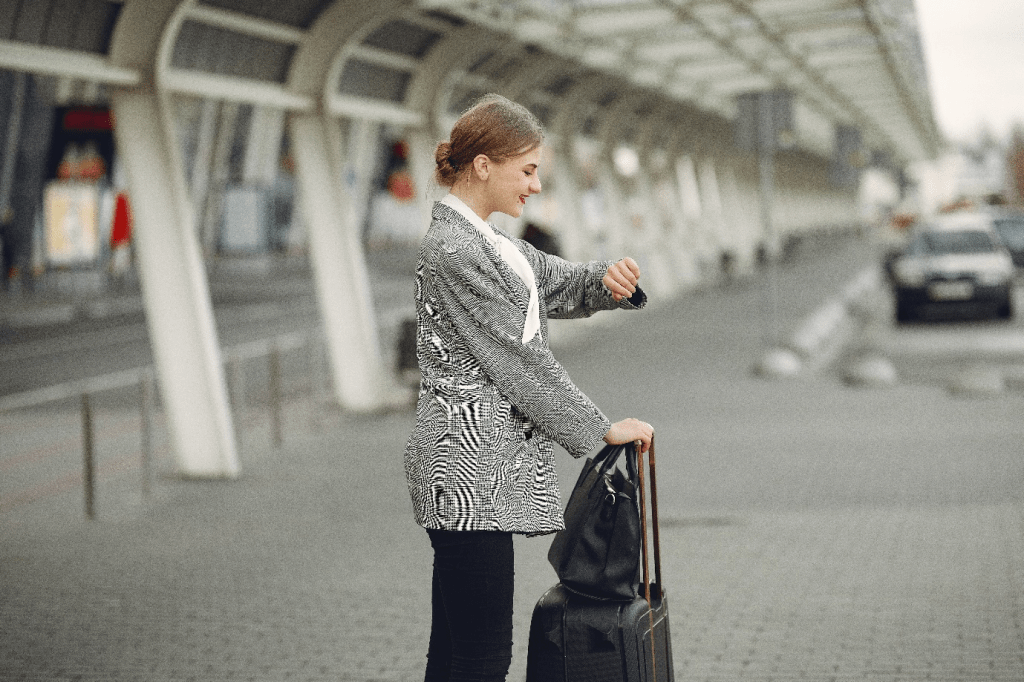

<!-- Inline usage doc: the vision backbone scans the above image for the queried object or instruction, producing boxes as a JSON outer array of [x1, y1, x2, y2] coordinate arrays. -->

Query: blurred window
[[993, 217, 1024, 249], [0, 0, 121, 54], [362, 19, 442, 59], [917, 230, 997, 255], [337, 60, 412, 102], [197, 0, 331, 29], [172, 21, 295, 83], [446, 84, 489, 116]]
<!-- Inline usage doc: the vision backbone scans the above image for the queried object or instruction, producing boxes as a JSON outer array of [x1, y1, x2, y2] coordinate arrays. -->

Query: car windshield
[[993, 217, 1024, 249], [912, 229, 996, 255]]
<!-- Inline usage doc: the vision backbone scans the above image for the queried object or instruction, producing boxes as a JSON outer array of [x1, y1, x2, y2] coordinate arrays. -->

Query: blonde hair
[[435, 94, 544, 186]]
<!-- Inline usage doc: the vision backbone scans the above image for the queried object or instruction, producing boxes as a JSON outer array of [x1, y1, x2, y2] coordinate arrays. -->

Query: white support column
[[696, 158, 728, 270], [674, 154, 704, 274], [290, 112, 385, 412], [632, 161, 675, 299], [550, 139, 589, 263], [188, 98, 220, 246], [719, 162, 757, 273], [406, 127, 439, 229], [635, 106, 681, 300], [109, 86, 239, 478], [243, 105, 286, 186], [343, 118, 381, 240]]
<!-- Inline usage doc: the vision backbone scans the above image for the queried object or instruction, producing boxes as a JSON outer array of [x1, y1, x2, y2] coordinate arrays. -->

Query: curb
[[755, 266, 882, 378]]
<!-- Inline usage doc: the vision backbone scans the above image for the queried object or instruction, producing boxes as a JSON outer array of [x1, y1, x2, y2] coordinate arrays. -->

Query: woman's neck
[[449, 184, 491, 222]]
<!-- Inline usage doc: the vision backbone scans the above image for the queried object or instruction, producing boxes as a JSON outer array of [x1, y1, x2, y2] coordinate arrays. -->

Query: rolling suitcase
[[526, 439, 674, 682]]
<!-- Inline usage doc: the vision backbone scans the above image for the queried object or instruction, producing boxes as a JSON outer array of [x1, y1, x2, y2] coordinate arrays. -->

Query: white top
[[440, 194, 541, 344]]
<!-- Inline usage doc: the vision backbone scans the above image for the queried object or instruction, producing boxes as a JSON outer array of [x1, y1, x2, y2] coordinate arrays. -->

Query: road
[[851, 281, 1024, 391], [0, 248, 419, 400]]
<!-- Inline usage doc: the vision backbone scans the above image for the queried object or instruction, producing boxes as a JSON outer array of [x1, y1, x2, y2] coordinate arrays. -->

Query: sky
[[914, 0, 1024, 144]]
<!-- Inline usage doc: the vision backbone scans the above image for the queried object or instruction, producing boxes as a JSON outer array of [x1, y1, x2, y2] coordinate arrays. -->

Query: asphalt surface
[[4, 234, 1024, 681]]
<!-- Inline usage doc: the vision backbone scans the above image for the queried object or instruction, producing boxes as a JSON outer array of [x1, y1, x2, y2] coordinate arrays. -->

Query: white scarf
[[440, 194, 541, 344]]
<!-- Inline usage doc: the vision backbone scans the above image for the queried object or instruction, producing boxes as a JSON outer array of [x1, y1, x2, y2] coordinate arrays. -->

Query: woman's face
[[485, 146, 543, 218]]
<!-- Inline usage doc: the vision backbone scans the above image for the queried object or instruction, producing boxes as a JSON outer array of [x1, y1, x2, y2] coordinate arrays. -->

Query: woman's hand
[[603, 257, 641, 302], [604, 418, 654, 453]]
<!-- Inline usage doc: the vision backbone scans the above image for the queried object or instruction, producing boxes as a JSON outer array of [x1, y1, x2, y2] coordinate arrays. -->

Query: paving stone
[[4, 236, 1024, 680]]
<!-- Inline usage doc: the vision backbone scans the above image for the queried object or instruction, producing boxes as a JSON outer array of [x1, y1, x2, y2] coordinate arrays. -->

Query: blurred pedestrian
[[404, 93, 654, 682], [521, 221, 561, 257]]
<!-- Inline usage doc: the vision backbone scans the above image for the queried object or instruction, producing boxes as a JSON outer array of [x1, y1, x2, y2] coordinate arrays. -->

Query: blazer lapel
[[432, 203, 530, 317]]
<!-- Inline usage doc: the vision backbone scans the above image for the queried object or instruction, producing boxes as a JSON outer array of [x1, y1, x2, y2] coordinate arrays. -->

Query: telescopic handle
[[636, 436, 662, 600]]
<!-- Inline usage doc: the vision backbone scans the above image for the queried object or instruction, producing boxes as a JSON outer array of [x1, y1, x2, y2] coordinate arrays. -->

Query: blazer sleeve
[[433, 247, 611, 458], [519, 240, 647, 319]]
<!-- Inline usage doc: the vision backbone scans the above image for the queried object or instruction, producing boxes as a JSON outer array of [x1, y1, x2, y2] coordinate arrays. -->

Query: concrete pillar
[[635, 106, 683, 299], [109, 86, 239, 478], [720, 162, 759, 272], [632, 161, 675, 299], [406, 127, 438, 229], [342, 118, 381, 239], [674, 154, 704, 275], [696, 158, 728, 271], [289, 112, 385, 412], [243, 105, 286, 186], [550, 138, 589, 262]]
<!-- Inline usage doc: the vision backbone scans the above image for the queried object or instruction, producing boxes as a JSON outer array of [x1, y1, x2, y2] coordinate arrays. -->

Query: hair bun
[[434, 140, 459, 186]]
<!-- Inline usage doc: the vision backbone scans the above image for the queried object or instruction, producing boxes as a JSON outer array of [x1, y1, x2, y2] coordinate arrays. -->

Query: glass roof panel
[[1, 0, 120, 54], [172, 20, 295, 83], [361, 19, 443, 59], [337, 60, 412, 102], [198, 0, 333, 30]]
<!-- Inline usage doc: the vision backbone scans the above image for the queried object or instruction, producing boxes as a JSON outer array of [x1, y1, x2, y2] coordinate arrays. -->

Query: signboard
[[44, 182, 101, 266], [735, 90, 794, 154]]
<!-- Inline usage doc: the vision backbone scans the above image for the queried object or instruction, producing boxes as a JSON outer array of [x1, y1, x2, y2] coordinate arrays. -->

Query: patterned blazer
[[404, 202, 646, 535]]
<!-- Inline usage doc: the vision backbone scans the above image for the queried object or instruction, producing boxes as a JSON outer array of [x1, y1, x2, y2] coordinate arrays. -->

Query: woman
[[404, 94, 654, 682]]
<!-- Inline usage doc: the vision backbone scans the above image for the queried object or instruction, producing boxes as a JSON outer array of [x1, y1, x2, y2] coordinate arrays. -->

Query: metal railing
[[0, 329, 326, 519]]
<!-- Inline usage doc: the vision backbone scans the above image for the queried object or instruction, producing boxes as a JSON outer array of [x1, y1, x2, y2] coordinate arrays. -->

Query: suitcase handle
[[636, 436, 661, 681], [636, 436, 662, 601]]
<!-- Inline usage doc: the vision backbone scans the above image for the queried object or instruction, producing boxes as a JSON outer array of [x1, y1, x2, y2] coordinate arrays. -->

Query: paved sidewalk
[[4, 235, 1024, 681]]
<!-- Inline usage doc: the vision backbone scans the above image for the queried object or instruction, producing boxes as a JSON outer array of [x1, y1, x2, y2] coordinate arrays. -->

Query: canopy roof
[[434, 0, 939, 161], [0, 0, 940, 164]]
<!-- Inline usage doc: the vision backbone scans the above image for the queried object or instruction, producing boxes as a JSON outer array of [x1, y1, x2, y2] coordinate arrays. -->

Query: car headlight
[[978, 256, 1014, 285], [893, 259, 926, 286]]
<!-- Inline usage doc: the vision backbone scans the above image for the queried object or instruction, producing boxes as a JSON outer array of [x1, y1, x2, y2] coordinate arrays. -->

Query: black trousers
[[424, 529, 515, 682]]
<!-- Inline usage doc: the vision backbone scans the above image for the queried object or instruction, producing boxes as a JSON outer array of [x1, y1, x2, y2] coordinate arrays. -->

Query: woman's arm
[[518, 241, 646, 319]]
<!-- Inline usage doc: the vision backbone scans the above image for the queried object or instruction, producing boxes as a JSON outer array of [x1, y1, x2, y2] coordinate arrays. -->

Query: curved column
[[595, 95, 641, 264], [549, 75, 607, 263], [673, 153, 706, 282], [405, 26, 497, 224], [285, 0, 408, 412], [719, 159, 759, 273], [635, 102, 684, 299], [696, 156, 729, 274], [108, 0, 239, 477], [654, 125, 700, 289], [548, 135, 589, 262]]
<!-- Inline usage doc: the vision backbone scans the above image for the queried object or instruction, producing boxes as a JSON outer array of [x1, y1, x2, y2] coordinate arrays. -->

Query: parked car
[[990, 209, 1024, 268], [889, 213, 1014, 322]]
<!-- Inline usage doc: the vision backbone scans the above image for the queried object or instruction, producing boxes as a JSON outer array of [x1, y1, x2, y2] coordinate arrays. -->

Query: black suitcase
[[526, 440, 674, 682]]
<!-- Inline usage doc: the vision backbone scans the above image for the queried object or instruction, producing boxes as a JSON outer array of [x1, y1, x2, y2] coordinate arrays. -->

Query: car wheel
[[895, 295, 916, 323], [996, 294, 1014, 320]]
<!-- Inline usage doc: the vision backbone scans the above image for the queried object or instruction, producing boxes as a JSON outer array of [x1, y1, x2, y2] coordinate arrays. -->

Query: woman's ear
[[472, 154, 491, 180]]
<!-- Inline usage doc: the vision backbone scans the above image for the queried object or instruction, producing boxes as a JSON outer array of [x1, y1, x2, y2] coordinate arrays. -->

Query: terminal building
[[0, 0, 940, 476]]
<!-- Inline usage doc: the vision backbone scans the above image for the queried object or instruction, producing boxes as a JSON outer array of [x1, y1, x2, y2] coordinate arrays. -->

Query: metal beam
[[0, 39, 140, 84], [186, 4, 305, 44], [161, 68, 314, 110]]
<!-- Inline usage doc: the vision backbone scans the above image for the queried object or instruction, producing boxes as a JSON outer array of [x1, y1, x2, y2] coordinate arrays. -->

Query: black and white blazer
[[404, 202, 646, 535]]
